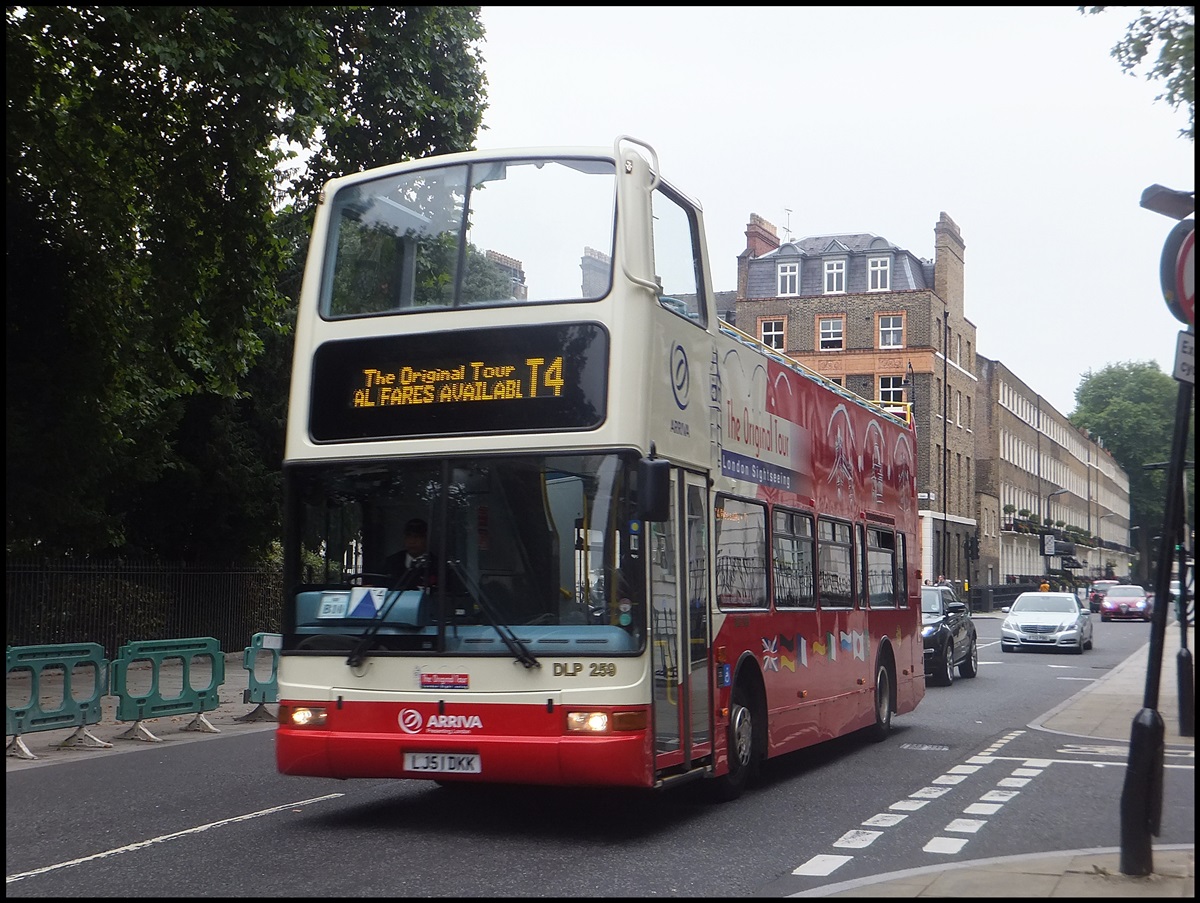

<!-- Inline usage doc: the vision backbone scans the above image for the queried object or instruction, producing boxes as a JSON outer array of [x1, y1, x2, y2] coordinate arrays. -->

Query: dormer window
[[824, 260, 845, 294], [868, 257, 890, 291], [777, 262, 798, 296]]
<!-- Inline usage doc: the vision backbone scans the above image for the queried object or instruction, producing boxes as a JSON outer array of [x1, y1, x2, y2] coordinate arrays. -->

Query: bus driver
[[387, 518, 433, 580]]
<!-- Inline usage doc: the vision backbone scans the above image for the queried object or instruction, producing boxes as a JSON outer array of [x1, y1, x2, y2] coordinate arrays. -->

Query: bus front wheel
[[708, 682, 760, 802]]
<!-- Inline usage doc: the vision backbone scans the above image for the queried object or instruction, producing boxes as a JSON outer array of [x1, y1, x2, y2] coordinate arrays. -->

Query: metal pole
[[1174, 460, 1193, 737], [1175, 515, 1194, 737], [1119, 371, 1193, 875]]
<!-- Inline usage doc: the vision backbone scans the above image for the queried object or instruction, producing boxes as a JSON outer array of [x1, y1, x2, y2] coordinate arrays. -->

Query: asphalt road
[[5, 615, 1194, 897]]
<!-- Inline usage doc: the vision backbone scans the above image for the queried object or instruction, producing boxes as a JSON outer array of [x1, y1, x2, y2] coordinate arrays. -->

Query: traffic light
[[963, 533, 980, 561]]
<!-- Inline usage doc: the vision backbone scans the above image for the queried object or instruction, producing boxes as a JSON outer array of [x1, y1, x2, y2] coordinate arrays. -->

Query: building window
[[879, 314, 903, 349], [868, 258, 890, 291], [818, 316, 844, 350], [827, 376, 843, 387], [879, 375, 905, 404], [760, 317, 785, 350], [824, 260, 846, 294], [777, 262, 798, 296]]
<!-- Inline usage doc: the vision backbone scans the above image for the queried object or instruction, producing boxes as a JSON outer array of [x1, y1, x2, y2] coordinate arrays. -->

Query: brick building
[[729, 213, 1132, 593]]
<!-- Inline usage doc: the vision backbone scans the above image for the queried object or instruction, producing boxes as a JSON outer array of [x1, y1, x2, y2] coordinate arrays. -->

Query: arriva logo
[[398, 709, 484, 734], [398, 709, 424, 734]]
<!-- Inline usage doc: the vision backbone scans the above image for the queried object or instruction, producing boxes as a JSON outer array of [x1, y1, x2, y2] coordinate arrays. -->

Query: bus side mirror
[[637, 457, 670, 522]]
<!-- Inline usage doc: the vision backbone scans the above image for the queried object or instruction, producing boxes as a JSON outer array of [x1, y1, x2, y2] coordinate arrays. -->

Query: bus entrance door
[[651, 470, 713, 775]]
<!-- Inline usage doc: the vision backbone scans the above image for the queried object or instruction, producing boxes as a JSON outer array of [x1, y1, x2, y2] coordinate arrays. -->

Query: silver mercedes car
[[1000, 591, 1094, 655]]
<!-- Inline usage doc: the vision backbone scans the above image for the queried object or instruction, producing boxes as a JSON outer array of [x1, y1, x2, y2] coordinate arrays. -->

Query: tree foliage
[[1071, 361, 1195, 547], [1082, 6, 1196, 140], [6, 7, 487, 559]]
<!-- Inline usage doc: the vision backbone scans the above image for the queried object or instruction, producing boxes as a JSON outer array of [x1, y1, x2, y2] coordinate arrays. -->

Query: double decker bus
[[276, 136, 923, 799]]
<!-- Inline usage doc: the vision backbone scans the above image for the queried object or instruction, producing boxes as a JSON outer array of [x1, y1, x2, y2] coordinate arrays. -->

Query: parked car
[[1100, 583, 1152, 622], [1087, 579, 1119, 613], [921, 584, 978, 685], [1000, 591, 1093, 655]]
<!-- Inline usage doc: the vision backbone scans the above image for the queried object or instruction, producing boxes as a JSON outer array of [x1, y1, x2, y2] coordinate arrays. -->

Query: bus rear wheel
[[869, 662, 893, 742]]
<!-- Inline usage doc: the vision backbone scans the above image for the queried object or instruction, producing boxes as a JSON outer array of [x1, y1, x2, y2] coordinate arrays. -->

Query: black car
[[921, 584, 978, 686], [1087, 579, 1119, 613]]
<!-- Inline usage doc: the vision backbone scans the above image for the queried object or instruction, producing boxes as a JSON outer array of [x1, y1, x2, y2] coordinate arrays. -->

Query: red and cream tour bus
[[275, 136, 924, 800]]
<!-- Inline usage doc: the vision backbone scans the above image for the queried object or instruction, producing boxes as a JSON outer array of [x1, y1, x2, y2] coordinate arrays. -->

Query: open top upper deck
[[287, 137, 913, 473]]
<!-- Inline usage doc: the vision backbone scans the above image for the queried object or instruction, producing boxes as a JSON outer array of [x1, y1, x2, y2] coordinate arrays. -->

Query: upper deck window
[[322, 157, 616, 317]]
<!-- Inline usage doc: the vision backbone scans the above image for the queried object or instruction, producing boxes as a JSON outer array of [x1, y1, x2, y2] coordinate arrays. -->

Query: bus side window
[[651, 187, 706, 325]]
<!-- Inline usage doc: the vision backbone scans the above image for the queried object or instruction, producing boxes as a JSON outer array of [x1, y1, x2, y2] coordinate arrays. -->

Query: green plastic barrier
[[110, 637, 225, 725], [6, 643, 108, 736], [238, 632, 281, 723]]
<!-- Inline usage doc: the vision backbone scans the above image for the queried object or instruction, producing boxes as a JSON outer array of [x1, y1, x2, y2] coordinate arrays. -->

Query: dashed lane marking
[[790, 731, 1031, 879], [923, 836, 969, 853], [832, 830, 883, 849], [944, 818, 988, 834], [792, 854, 853, 876]]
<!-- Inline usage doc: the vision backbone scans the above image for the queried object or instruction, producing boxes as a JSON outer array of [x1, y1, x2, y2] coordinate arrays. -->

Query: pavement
[[6, 620, 1196, 897]]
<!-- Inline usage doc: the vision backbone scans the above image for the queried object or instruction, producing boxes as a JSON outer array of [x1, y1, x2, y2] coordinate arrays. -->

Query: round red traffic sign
[[1160, 218, 1195, 326], [1176, 224, 1194, 326]]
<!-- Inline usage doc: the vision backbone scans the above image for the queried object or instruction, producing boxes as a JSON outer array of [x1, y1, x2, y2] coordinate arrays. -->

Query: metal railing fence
[[5, 557, 282, 658]]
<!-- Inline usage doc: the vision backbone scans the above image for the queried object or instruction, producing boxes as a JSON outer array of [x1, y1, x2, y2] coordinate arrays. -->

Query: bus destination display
[[310, 323, 608, 441]]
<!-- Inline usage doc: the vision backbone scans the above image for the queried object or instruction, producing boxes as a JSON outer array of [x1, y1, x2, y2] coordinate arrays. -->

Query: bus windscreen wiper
[[345, 559, 426, 669], [446, 559, 540, 669]]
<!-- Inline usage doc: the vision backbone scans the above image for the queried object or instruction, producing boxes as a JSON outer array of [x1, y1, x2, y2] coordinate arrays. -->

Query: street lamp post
[[1044, 487, 1069, 528]]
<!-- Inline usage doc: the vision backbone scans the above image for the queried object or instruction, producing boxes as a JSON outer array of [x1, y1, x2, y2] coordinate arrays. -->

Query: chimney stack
[[745, 213, 780, 258]]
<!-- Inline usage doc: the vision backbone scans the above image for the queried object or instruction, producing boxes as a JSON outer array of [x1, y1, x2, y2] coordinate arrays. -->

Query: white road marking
[[932, 773, 968, 785], [924, 836, 969, 854], [863, 813, 907, 827], [964, 802, 1002, 815], [890, 799, 930, 811], [947, 764, 982, 774], [6, 793, 345, 884], [911, 786, 952, 798], [1011, 767, 1043, 776], [945, 818, 987, 833], [998, 776, 1031, 787], [833, 830, 883, 848], [980, 789, 1020, 802], [793, 854, 853, 876]]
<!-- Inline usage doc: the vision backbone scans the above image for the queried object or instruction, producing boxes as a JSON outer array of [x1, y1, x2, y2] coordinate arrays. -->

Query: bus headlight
[[565, 710, 647, 733], [567, 711, 610, 733], [279, 704, 328, 727]]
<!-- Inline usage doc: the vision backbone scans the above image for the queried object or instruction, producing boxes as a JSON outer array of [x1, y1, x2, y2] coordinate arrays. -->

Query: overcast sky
[[476, 6, 1194, 417]]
